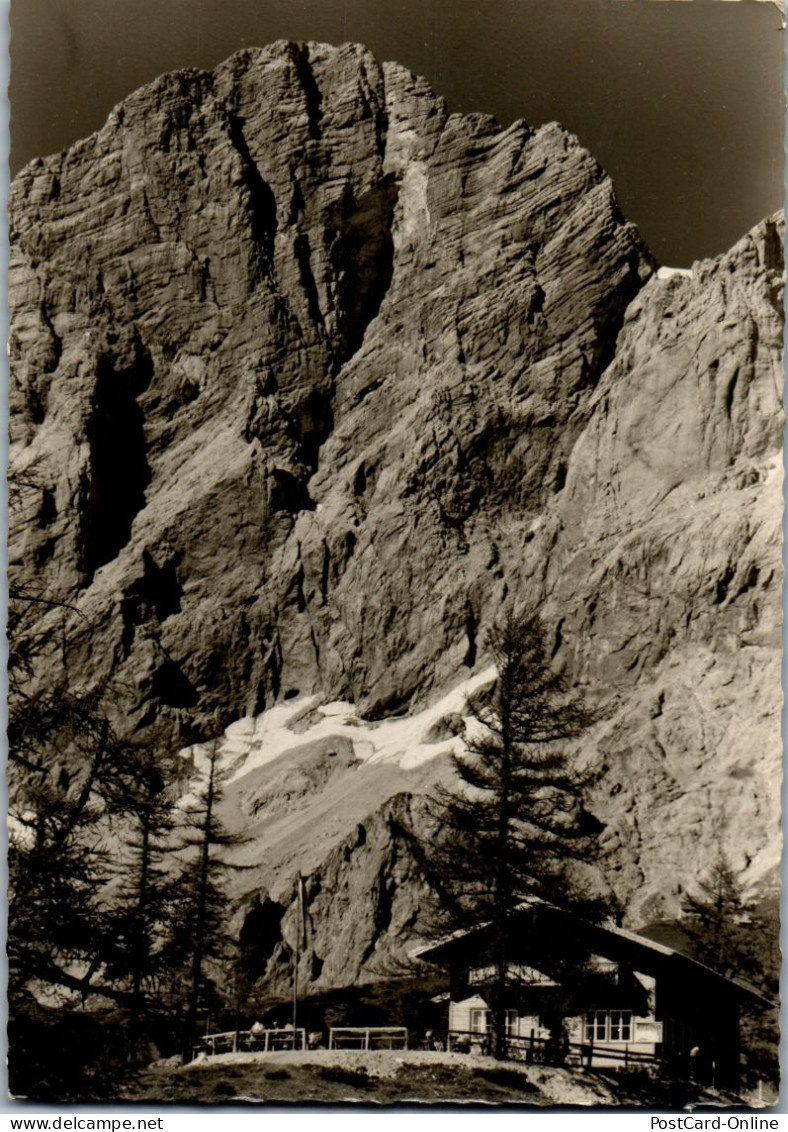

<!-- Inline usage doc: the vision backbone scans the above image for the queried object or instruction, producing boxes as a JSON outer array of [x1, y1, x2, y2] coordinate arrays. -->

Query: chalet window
[[609, 1010, 631, 1041], [470, 1008, 488, 1033], [469, 1009, 518, 1034], [585, 1010, 632, 1043]]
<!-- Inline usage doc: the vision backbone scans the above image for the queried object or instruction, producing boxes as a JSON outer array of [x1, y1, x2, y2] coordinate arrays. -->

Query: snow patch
[[656, 266, 693, 282], [182, 667, 497, 786]]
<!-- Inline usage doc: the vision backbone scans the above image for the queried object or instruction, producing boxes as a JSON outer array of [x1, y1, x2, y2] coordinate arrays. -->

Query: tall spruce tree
[[426, 608, 604, 1059], [101, 740, 185, 1060], [681, 852, 754, 979], [167, 740, 242, 1060]]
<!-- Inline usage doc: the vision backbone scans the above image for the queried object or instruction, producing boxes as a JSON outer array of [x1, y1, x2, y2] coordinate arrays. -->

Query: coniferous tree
[[8, 470, 250, 1085], [7, 468, 115, 1002], [166, 740, 243, 1060], [7, 590, 149, 1094], [8, 468, 186, 1087], [101, 741, 185, 1059], [425, 608, 605, 1059], [680, 852, 779, 1091], [8, 678, 134, 1002], [681, 852, 753, 978]]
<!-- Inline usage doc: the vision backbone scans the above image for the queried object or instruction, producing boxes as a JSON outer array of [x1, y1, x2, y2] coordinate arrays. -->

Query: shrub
[[317, 1065, 371, 1089], [477, 1067, 538, 1093]]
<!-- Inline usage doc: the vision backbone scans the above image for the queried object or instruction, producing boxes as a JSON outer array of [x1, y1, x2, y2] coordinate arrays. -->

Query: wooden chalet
[[413, 900, 770, 1086]]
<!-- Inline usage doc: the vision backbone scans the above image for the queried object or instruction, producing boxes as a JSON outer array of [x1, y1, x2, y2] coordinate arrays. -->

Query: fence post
[[587, 1037, 593, 1071], [624, 1045, 629, 1071]]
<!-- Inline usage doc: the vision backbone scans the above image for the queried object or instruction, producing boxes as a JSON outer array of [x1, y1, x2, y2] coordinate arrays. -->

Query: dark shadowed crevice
[[120, 549, 184, 658], [150, 656, 199, 709], [332, 176, 399, 359], [320, 540, 331, 605], [293, 45, 323, 140], [294, 560, 307, 613], [238, 894, 287, 979], [552, 617, 565, 659], [714, 566, 736, 605], [724, 367, 739, 419], [79, 348, 153, 584], [294, 232, 324, 326], [38, 488, 57, 528], [358, 870, 394, 965], [735, 564, 760, 598], [270, 468, 316, 513], [39, 303, 62, 372], [464, 601, 477, 668], [286, 389, 335, 472], [226, 112, 278, 267], [588, 247, 655, 379], [353, 462, 368, 497]]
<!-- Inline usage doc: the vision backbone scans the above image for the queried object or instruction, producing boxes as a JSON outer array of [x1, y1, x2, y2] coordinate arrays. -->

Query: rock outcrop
[[541, 222, 784, 917], [261, 792, 433, 992], [9, 42, 783, 981], [9, 40, 652, 730]]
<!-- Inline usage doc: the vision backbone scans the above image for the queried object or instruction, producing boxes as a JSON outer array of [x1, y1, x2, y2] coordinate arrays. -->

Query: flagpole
[[292, 875, 301, 1044]]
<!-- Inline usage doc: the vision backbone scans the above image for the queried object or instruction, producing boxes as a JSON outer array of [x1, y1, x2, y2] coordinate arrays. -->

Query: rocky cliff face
[[9, 42, 782, 988], [541, 224, 783, 918]]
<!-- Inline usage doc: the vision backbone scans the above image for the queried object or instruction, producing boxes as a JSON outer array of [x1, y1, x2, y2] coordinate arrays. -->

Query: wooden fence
[[193, 1024, 661, 1071], [428, 1029, 661, 1070], [328, 1027, 408, 1050], [193, 1028, 307, 1060]]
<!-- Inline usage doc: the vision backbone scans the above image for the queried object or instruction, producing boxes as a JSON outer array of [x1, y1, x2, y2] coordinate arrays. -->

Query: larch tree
[[167, 739, 244, 1061], [425, 608, 605, 1060], [7, 577, 151, 1095], [101, 739, 185, 1059]]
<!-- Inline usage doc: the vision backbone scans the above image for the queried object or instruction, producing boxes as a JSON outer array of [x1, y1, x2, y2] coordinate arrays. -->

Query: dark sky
[[9, 0, 785, 265]]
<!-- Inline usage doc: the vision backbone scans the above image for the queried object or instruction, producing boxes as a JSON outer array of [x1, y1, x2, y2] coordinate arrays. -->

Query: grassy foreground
[[120, 1050, 736, 1108]]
